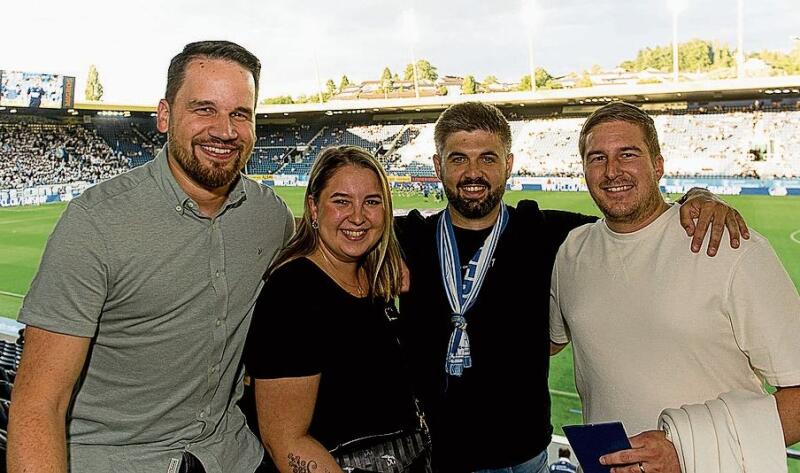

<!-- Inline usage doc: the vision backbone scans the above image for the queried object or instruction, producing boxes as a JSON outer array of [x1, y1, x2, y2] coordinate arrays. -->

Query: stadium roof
[[253, 76, 800, 117], [5, 75, 798, 121]]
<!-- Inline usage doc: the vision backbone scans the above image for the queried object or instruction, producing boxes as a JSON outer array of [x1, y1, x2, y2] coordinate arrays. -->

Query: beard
[[167, 131, 250, 190], [443, 176, 505, 220]]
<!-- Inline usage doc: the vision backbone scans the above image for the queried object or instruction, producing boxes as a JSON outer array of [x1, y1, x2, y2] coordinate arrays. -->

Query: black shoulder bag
[[329, 304, 433, 473]]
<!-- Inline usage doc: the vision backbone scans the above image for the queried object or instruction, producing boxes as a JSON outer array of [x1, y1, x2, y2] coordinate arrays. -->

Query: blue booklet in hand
[[562, 421, 632, 473]]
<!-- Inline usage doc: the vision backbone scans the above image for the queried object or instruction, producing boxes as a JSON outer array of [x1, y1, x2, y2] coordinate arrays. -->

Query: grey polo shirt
[[19, 147, 294, 473]]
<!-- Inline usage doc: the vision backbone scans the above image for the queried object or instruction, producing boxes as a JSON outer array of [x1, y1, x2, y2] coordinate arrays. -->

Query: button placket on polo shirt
[[201, 216, 229, 431]]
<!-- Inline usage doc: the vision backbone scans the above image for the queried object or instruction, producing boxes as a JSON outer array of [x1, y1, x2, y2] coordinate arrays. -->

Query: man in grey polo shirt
[[8, 41, 294, 473]]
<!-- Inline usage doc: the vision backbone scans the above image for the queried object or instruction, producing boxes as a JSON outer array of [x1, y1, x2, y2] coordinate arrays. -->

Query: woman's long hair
[[268, 145, 403, 301]]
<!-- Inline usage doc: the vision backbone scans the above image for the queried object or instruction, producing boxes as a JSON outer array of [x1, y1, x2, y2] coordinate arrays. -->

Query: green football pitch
[[2, 189, 799, 468]]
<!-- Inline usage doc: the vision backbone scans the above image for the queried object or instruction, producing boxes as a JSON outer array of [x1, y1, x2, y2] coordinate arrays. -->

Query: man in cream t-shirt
[[549, 102, 800, 473]]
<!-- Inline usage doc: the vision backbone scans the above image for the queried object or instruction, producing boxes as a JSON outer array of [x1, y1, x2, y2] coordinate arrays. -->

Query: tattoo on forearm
[[287, 453, 321, 473]]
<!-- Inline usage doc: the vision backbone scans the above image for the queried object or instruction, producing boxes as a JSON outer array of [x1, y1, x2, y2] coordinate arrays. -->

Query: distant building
[[330, 78, 439, 100], [436, 76, 463, 96]]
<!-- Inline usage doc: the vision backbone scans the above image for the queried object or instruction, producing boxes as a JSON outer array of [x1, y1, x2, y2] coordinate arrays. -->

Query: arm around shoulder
[[677, 188, 750, 256], [8, 326, 91, 473]]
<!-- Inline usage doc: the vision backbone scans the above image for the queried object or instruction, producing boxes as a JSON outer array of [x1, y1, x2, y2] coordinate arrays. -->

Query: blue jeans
[[473, 449, 548, 473]]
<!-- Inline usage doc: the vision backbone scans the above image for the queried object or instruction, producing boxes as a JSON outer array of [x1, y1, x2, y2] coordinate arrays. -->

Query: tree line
[[80, 40, 800, 103]]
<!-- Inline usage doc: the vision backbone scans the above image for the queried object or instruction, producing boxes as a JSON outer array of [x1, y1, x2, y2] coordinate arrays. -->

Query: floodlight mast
[[668, 0, 688, 83], [305, 21, 326, 103], [522, 0, 539, 94], [411, 48, 420, 99], [400, 10, 421, 99], [528, 34, 536, 94], [313, 50, 324, 103], [737, 0, 745, 79]]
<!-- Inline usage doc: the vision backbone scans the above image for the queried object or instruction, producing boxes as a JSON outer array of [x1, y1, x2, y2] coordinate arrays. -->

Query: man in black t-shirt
[[395, 102, 748, 473]]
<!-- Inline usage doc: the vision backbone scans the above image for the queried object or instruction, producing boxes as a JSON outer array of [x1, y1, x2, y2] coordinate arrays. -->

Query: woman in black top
[[244, 146, 419, 473]]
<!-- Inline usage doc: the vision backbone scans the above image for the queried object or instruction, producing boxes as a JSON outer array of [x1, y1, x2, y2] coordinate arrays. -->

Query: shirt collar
[[150, 144, 248, 212]]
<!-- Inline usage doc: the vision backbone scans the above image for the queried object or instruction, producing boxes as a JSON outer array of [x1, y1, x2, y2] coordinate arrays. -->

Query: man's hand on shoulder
[[677, 187, 749, 257]]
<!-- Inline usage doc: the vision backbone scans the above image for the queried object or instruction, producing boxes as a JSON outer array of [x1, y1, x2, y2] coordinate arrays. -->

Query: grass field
[[2, 189, 799, 468]]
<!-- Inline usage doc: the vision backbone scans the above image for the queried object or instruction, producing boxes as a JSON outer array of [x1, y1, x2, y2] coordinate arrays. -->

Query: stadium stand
[[386, 123, 436, 176], [752, 111, 800, 179], [249, 147, 289, 174], [0, 338, 21, 469], [512, 117, 585, 177], [1, 107, 800, 192], [0, 340, 19, 372], [0, 122, 129, 189], [92, 116, 162, 167], [378, 109, 800, 179]]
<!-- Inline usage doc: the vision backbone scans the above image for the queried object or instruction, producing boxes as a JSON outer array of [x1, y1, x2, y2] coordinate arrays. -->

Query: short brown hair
[[165, 40, 261, 106], [579, 102, 661, 160], [434, 102, 512, 156]]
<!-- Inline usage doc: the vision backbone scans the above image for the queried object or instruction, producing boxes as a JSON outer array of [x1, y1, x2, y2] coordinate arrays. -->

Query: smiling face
[[156, 58, 256, 191], [582, 120, 667, 233], [433, 129, 513, 229], [309, 165, 386, 264]]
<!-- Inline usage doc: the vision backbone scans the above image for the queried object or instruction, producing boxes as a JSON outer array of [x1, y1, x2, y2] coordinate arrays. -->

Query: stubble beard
[[595, 179, 665, 228]]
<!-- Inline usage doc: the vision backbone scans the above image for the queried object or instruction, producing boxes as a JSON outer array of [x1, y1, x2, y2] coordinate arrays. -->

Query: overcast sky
[[2, 0, 798, 105]]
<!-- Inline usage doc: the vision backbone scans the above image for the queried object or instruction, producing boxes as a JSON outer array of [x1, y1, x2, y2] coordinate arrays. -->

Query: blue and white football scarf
[[436, 204, 509, 376]]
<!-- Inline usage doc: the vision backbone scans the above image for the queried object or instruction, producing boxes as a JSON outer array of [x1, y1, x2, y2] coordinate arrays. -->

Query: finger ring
[[638, 462, 645, 473]]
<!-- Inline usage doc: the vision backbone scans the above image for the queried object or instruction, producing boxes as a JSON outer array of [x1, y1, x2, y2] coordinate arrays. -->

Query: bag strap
[[384, 303, 430, 437]]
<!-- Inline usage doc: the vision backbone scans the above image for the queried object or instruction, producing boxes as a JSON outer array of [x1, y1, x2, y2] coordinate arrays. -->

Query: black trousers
[[179, 453, 205, 473], [179, 453, 276, 473]]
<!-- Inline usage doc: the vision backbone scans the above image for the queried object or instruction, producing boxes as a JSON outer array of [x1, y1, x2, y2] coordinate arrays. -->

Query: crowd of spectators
[[1, 108, 799, 190], [512, 117, 585, 177], [348, 123, 405, 144], [387, 110, 800, 179], [256, 124, 314, 147], [129, 124, 164, 159], [0, 123, 129, 190]]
